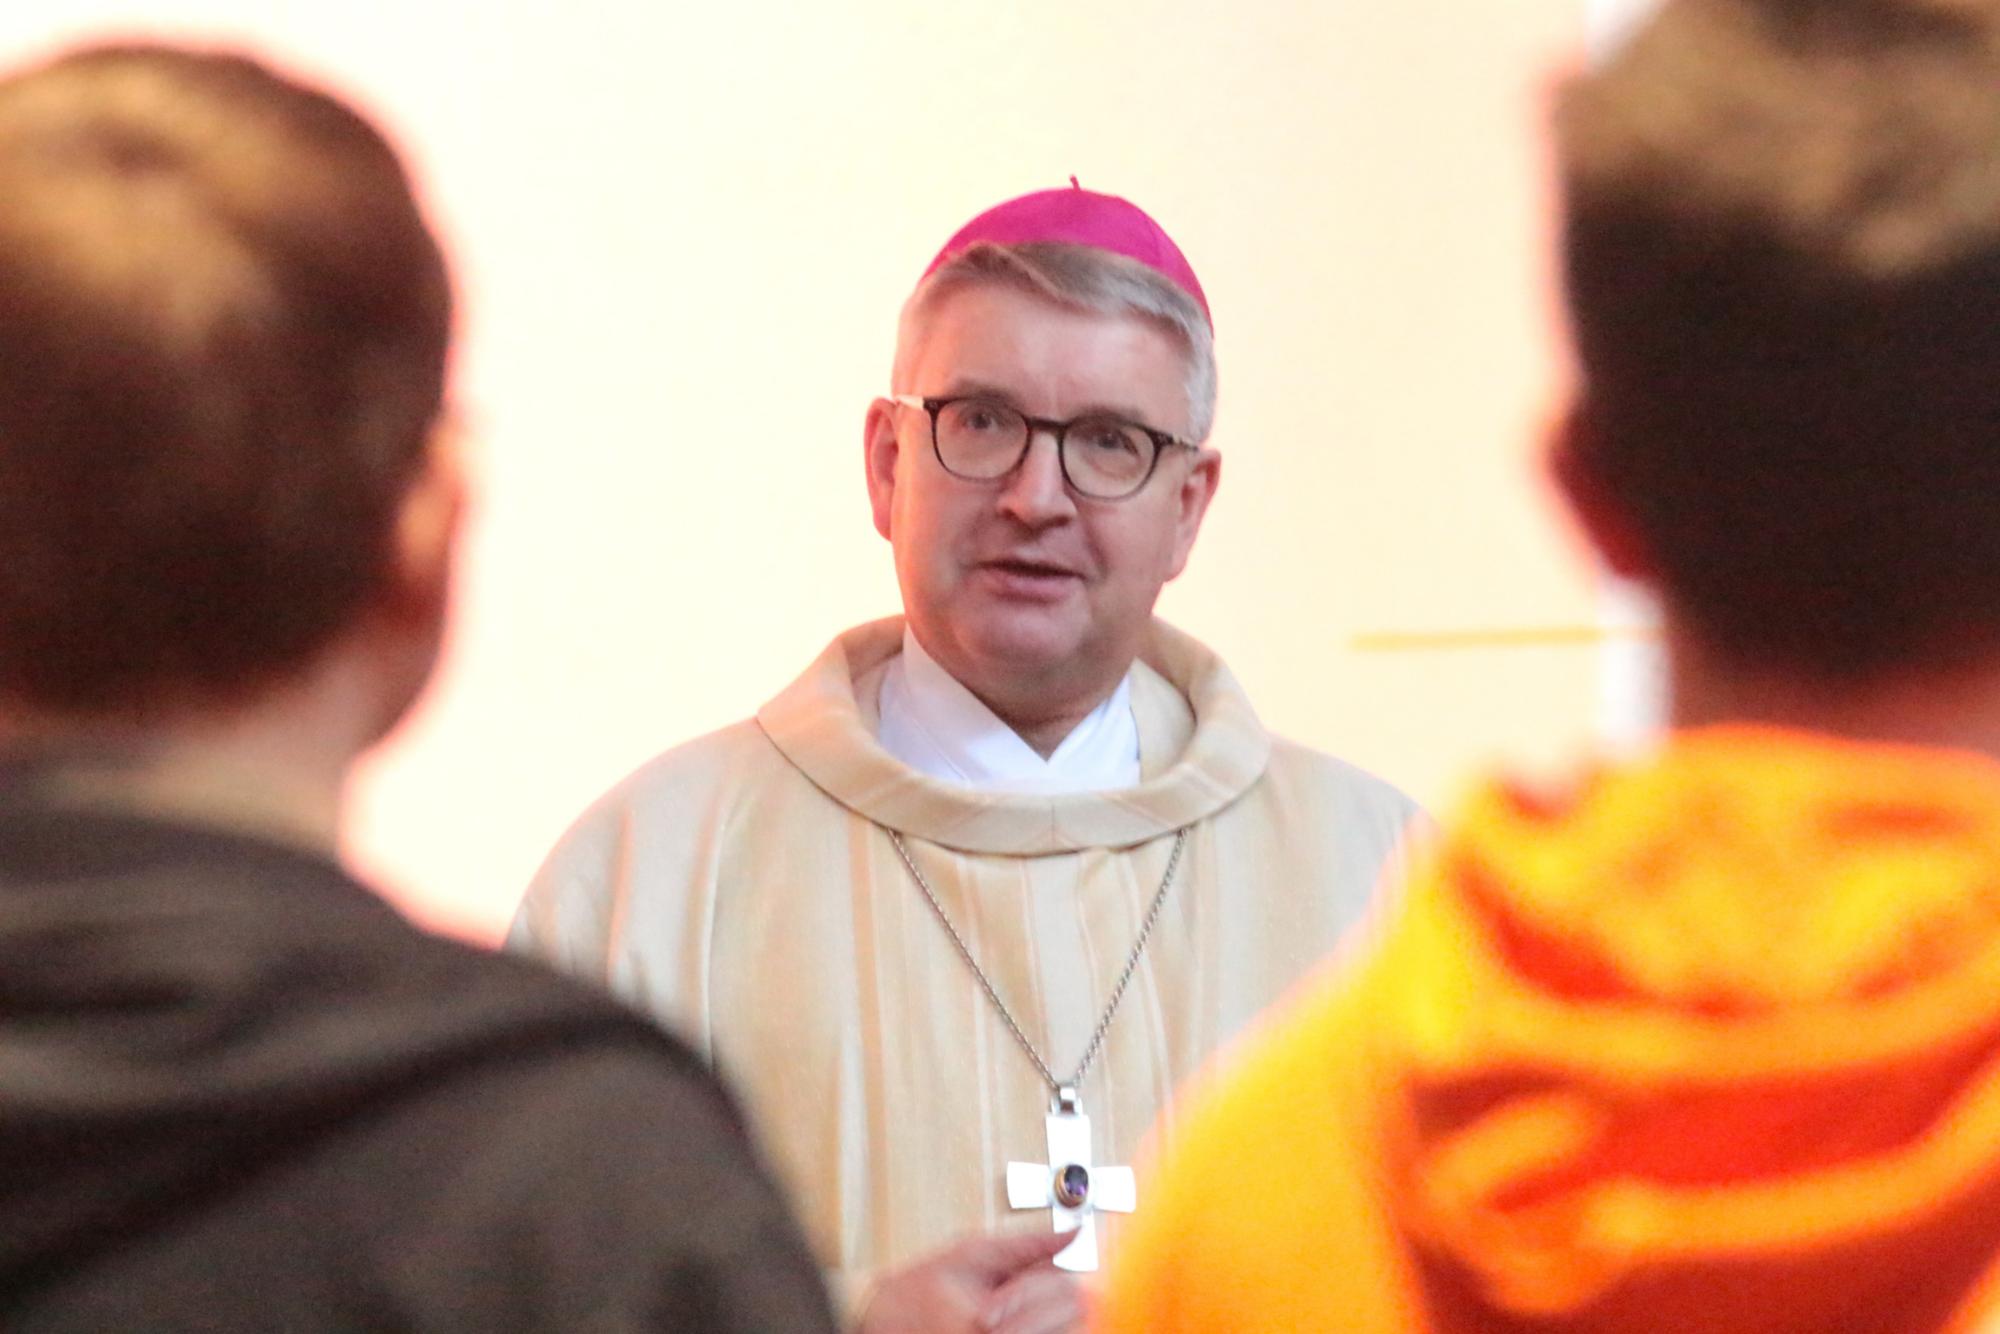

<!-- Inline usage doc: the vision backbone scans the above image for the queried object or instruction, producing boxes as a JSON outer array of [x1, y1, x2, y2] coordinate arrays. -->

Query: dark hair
[[0, 43, 451, 714], [1556, 0, 2000, 678]]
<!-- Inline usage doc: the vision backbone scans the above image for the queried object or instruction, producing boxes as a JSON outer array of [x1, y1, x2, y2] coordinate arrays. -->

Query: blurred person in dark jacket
[[0, 42, 834, 1334]]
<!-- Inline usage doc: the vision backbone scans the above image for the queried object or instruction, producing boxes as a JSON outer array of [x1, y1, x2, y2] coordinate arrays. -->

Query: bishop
[[511, 184, 1422, 1331]]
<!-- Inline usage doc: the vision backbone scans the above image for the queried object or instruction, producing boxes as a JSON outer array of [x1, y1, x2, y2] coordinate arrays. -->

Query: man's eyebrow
[[1072, 401, 1167, 427], [932, 379, 1167, 429], [932, 378, 1023, 404]]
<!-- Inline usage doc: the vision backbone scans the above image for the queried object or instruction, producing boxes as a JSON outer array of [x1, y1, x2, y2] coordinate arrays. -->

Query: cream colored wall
[[6, 1, 1598, 941]]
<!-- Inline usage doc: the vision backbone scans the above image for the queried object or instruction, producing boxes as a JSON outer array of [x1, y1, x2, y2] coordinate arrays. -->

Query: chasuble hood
[[754, 617, 1273, 855]]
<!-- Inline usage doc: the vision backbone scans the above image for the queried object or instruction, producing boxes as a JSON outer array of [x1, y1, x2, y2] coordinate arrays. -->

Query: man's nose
[[996, 429, 1074, 526]]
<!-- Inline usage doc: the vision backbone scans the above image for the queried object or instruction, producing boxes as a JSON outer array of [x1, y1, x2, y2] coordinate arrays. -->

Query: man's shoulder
[[323, 926, 840, 1330], [549, 717, 802, 846], [1103, 965, 1413, 1333], [1260, 733, 1424, 828], [513, 712, 839, 960], [351, 892, 716, 1075], [596, 717, 787, 807], [416, 938, 736, 1123]]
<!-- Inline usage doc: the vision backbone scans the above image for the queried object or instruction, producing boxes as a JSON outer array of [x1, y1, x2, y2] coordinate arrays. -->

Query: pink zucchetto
[[919, 178, 1210, 325]]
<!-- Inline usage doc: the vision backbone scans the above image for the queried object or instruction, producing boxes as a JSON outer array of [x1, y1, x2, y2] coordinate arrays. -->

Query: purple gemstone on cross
[[1054, 1162, 1091, 1209]]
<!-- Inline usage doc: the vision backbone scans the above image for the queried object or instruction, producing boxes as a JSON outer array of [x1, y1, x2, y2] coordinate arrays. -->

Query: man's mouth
[[982, 558, 1079, 580]]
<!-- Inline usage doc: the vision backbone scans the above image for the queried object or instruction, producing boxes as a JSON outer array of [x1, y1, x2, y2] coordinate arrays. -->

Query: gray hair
[[892, 241, 1218, 442]]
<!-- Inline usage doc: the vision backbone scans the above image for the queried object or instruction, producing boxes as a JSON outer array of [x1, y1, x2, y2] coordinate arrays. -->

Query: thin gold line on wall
[[1351, 624, 1660, 653]]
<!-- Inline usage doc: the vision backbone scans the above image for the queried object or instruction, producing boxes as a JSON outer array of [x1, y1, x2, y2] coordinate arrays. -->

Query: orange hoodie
[[1100, 728, 2000, 1333]]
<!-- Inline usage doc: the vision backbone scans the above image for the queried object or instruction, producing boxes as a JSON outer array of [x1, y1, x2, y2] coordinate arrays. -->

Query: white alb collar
[[876, 627, 1141, 795]]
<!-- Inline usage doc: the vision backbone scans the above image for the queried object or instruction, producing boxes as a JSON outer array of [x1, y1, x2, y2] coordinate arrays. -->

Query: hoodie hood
[[1379, 726, 2000, 1333]]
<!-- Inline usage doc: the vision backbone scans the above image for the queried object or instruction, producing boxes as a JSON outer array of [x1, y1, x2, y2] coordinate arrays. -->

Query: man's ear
[[1548, 402, 1653, 583], [385, 413, 468, 621], [864, 398, 902, 542], [1164, 446, 1222, 581]]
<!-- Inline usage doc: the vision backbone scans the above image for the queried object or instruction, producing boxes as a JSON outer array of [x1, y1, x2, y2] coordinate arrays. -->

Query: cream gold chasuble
[[510, 618, 1420, 1312]]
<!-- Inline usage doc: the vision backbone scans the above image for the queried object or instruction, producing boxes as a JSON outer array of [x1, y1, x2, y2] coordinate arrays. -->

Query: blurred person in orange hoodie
[[1099, 0, 2000, 1330]]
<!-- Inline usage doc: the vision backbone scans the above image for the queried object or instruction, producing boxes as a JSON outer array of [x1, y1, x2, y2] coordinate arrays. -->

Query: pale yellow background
[[5, 2, 1613, 941]]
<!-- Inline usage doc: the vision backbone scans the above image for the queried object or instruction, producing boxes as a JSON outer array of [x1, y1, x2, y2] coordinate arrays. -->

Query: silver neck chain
[[887, 827, 1188, 1098]]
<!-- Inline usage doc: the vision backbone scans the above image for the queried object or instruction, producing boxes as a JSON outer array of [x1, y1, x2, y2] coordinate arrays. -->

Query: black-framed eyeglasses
[[891, 394, 1196, 501]]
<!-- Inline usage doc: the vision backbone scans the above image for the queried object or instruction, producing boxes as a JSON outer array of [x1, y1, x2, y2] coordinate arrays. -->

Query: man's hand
[[978, 1259, 1090, 1334], [857, 1229, 1084, 1334]]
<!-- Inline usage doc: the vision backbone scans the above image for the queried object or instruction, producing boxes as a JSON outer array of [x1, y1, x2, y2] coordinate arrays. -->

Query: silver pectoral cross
[[1005, 1087, 1136, 1272]]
